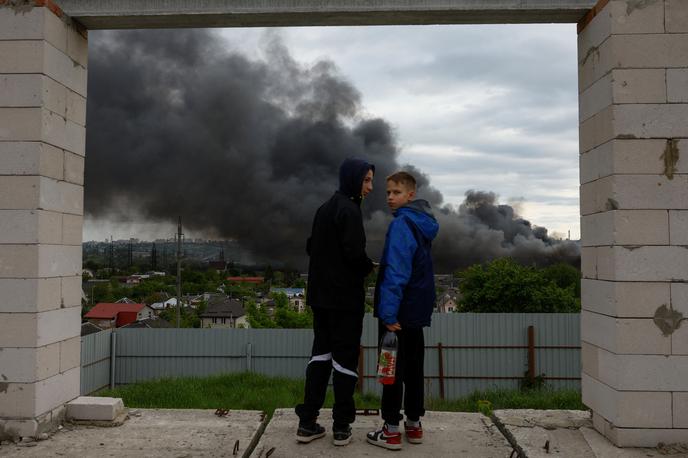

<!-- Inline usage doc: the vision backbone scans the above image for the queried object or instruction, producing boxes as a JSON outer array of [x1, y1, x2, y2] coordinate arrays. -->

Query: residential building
[[200, 298, 249, 329], [84, 303, 156, 329]]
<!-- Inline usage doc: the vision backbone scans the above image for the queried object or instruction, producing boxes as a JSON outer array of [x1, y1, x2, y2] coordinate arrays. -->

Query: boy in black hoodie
[[295, 158, 375, 446]]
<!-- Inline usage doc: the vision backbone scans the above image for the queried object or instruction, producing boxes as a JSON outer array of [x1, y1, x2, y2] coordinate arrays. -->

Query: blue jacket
[[374, 200, 439, 328]]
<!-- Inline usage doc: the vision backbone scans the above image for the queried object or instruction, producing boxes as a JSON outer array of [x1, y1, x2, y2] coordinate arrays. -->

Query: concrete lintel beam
[[54, 0, 595, 29]]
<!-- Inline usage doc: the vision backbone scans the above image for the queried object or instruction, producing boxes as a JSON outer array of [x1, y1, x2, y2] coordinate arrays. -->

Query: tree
[[458, 258, 580, 313]]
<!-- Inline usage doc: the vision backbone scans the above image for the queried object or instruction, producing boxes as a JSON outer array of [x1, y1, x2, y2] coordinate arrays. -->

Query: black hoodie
[[306, 158, 375, 311]]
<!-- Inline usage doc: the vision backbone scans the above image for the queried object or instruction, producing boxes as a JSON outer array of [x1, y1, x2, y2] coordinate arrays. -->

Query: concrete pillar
[[578, 0, 688, 447], [0, 3, 86, 439]]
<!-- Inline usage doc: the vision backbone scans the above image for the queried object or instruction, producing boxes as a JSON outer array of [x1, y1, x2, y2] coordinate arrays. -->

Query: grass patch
[[97, 372, 585, 418]]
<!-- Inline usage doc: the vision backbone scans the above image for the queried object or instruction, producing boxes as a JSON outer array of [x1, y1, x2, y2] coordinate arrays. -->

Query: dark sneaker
[[366, 424, 402, 450], [404, 421, 423, 444], [332, 424, 352, 446], [296, 422, 326, 443]]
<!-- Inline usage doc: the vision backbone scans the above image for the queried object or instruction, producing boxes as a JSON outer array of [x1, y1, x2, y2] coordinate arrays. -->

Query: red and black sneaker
[[366, 424, 402, 450], [404, 421, 423, 444]]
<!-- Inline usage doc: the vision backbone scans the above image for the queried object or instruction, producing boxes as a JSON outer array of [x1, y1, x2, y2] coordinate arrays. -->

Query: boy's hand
[[385, 322, 401, 331]]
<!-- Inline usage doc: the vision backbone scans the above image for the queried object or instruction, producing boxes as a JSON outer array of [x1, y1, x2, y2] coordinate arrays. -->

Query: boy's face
[[386, 180, 415, 211], [361, 169, 374, 197]]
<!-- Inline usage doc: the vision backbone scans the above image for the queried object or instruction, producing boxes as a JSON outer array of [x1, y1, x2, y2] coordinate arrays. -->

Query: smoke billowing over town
[[84, 29, 579, 272]]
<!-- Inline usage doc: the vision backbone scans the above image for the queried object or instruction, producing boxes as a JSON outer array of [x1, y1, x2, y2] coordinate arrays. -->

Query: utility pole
[[151, 242, 157, 270], [176, 217, 183, 328], [109, 236, 114, 271]]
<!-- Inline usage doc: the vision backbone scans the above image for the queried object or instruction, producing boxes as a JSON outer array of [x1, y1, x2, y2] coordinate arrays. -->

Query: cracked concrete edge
[[489, 413, 527, 458], [243, 412, 269, 458], [67, 410, 129, 428]]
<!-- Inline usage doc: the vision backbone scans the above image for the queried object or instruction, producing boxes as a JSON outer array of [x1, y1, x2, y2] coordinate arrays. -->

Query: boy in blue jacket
[[367, 171, 439, 451]]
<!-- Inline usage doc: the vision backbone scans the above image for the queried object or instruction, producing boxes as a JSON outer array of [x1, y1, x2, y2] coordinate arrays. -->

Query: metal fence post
[[357, 345, 364, 393], [109, 330, 117, 390], [527, 326, 535, 383], [437, 342, 445, 400], [246, 342, 252, 372]]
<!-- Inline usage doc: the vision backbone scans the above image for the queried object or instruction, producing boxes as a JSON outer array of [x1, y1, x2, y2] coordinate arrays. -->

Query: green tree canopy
[[458, 258, 580, 313]]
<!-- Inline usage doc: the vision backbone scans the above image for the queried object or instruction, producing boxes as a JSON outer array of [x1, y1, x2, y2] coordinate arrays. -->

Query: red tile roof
[[226, 276, 264, 283], [84, 302, 145, 319]]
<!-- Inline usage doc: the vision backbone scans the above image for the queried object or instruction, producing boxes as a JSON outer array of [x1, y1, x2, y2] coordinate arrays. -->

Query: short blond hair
[[386, 171, 417, 191]]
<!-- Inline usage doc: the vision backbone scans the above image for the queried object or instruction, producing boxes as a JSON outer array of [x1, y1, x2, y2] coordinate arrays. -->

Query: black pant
[[379, 320, 426, 425], [295, 307, 363, 427]]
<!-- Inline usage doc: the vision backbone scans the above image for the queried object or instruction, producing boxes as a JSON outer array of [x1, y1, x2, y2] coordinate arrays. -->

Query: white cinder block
[[582, 309, 671, 354], [614, 104, 688, 139], [612, 69, 666, 104], [580, 139, 666, 184], [64, 119, 86, 156], [578, 35, 614, 93], [0, 209, 61, 244], [609, 0, 665, 34], [667, 69, 688, 103], [0, 107, 42, 141], [0, 74, 42, 107], [612, 34, 688, 69], [674, 393, 688, 428], [62, 213, 83, 246], [66, 25, 88, 68], [0, 41, 43, 73], [670, 211, 688, 245], [65, 90, 86, 126], [577, 2, 611, 65], [678, 140, 688, 174], [39, 177, 84, 215], [581, 279, 670, 317], [0, 306, 81, 347], [596, 245, 688, 282], [34, 367, 80, 417], [595, 349, 688, 391], [672, 283, 688, 316], [666, 0, 688, 33], [0, 278, 62, 313], [603, 175, 688, 212], [0, 344, 59, 383], [579, 73, 612, 122], [59, 336, 81, 373], [0, 244, 81, 278], [0, 176, 39, 210], [64, 152, 85, 185], [581, 210, 668, 246], [0, 380, 36, 418], [612, 427, 688, 448], [67, 397, 125, 422], [43, 41, 87, 97], [581, 246, 597, 279], [579, 176, 614, 216], [579, 105, 614, 153], [0, 142, 64, 179], [61, 275, 83, 308]]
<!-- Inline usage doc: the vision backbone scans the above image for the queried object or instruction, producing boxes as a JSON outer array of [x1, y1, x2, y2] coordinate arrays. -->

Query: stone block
[[62, 213, 83, 245], [65, 90, 86, 126], [0, 306, 81, 347], [581, 246, 597, 279], [0, 210, 62, 244], [34, 367, 80, 418], [678, 139, 688, 174], [59, 336, 81, 373], [667, 69, 688, 103], [582, 373, 672, 428], [596, 245, 688, 282], [0, 277, 62, 313], [581, 139, 667, 184], [608, 0, 665, 34], [579, 73, 612, 122], [39, 178, 84, 215], [579, 176, 614, 216], [0, 107, 42, 142], [671, 285, 688, 353], [63, 151, 84, 185], [613, 34, 688, 69], [43, 41, 87, 97], [614, 104, 688, 139], [0, 74, 42, 107], [577, 2, 610, 65], [66, 397, 125, 422], [578, 35, 614, 93], [63, 119, 85, 156], [66, 25, 88, 68], [675, 393, 688, 428], [0, 244, 81, 278], [579, 106, 613, 153], [0, 343, 59, 383], [61, 275, 83, 308], [581, 210, 668, 246], [0, 40, 43, 73], [670, 211, 688, 245], [0, 418, 40, 440], [0, 380, 35, 418], [612, 69, 666, 104], [581, 279, 670, 317], [0, 142, 63, 179], [611, 427, 688, 448], [581, 175, 688, 214], [666, 0, 688, 33], [0, 7, 68, 53], [581, 309, 671, 354]]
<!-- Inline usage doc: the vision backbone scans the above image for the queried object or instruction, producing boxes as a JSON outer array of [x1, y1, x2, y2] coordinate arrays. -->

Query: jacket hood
[[338, 158, 375, 201], [396, 199, 439, 241]]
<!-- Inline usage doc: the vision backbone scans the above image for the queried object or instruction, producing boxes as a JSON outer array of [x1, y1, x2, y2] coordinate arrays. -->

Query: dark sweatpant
[[378, 320, 426, 425], [295, 307, 363, 428]]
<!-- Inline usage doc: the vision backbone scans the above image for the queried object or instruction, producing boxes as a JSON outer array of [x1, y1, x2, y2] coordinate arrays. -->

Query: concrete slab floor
[[0, 409, 265, 458], [249, 408, 513, 457]]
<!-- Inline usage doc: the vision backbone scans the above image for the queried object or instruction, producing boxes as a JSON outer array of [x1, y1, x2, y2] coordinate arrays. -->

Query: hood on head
[[397, 199, 439, 241], [338, 158, 375, 200]]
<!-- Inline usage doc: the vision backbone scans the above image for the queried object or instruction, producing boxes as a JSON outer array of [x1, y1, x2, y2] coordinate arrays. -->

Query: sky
[[83, 23, 580, 242]]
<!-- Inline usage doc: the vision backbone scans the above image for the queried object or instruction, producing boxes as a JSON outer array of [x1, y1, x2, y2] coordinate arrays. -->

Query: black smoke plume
[[84, 29, 579, 272]]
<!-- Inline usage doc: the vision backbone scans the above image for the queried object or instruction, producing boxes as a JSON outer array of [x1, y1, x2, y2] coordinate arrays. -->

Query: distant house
[[84, 303, 156, 329], [436, 293, 459, 313], [199, 298, 249, 329], [121, 318, 173, 329], [226, 276, 264, 284], [271, 288, 306, 313], [149, 297, 178, 312]]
